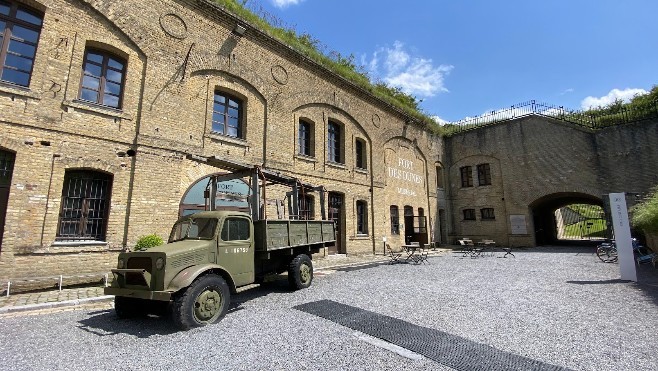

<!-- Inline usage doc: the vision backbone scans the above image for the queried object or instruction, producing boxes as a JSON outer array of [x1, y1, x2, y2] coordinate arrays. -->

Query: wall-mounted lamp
[[233, 24, 247, 36]]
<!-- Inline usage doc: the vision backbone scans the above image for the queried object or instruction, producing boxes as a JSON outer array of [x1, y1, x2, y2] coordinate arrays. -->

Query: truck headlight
[[155, 257, 165, 270], [118, 258, 125, 269]]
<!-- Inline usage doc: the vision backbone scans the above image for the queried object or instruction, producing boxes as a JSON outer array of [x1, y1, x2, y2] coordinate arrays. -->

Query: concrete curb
[[0, 295, 114, 315]]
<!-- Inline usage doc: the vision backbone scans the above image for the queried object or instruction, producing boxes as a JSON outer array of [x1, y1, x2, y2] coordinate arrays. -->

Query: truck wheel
[[171, 274, 230, 330], [114, 296, 148, 318], [288, 254, 313, 290]]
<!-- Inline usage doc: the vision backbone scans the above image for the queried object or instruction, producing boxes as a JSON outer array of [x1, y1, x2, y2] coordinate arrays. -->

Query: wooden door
[[328, 192, 344, 254]]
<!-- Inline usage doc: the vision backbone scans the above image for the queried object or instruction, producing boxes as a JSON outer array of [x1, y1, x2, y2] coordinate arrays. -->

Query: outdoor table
[[401, 244, 427, 264]]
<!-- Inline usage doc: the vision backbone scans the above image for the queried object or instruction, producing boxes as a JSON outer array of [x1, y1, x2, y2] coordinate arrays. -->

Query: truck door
[[217, 216, 255, 287]]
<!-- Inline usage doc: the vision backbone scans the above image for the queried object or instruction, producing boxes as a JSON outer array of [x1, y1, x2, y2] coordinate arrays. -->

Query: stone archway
[[529, 192, 604, 246]]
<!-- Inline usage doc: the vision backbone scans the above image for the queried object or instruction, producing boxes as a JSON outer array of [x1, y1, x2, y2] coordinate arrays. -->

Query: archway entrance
[[0, 149, 15, 252], [530, 192, 605, 246], [179, 174, 250, 217]]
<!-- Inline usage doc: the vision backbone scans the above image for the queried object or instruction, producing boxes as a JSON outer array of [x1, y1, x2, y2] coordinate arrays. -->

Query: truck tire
[[114, 296, 148, 318], [171, 274, 230, 330], [288, 254, 313, 290]]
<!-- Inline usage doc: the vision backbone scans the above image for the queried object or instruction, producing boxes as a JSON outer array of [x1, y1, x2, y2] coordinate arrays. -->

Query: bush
[[134, 234, 164, 251], [631, 187, 658, 233]]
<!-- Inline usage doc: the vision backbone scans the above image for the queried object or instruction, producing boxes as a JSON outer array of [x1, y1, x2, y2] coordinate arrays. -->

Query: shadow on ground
[[76, 277, 295, 336]]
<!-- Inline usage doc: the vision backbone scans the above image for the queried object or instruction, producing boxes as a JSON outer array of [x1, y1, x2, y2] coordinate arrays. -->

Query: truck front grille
[[127, 257, 152, 273]]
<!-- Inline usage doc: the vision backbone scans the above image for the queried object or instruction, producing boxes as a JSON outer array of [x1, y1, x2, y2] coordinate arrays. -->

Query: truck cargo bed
[[253, 219, 336, 251]]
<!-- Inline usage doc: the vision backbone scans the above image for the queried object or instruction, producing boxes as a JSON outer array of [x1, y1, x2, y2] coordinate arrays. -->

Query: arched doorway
[[179, 174, 250, 217], [529, 192, 604, 246], [0, 149, 15, 252]]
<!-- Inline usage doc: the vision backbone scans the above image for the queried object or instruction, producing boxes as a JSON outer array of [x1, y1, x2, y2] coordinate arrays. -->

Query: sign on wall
[[509, 214, 527, 234], [386, 155, 425, 197]]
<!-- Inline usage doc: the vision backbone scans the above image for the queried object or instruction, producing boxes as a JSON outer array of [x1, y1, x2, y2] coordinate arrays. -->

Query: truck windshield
[[169, 218, 218, 242]]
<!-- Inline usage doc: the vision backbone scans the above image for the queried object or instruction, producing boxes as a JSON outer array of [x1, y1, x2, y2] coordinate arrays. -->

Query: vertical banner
[[608, 193, 637, 282]]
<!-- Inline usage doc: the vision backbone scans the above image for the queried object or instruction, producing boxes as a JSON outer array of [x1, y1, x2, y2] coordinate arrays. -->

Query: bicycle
[[596, 241, 618, 263]]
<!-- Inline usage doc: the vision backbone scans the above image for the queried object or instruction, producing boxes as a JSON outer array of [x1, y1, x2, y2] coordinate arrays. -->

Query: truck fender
[[167, 264, 235, 294]]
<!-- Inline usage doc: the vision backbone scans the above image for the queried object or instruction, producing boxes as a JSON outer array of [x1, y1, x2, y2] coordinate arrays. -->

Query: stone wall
[[444, 116, 658, 246]]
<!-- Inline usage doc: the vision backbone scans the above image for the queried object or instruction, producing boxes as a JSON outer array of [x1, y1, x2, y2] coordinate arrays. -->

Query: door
[[0, 150, 15, 252], [328, 192, 344, 254], [403, 205, 414, 244]]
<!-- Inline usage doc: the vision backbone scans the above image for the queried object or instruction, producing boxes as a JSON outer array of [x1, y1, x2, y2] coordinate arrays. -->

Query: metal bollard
[[59, 275, 63, 291], [6, 281, 10, 297]]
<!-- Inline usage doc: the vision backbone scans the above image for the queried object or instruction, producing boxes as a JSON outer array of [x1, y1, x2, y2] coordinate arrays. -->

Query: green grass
[[562, 219, 607, 238]]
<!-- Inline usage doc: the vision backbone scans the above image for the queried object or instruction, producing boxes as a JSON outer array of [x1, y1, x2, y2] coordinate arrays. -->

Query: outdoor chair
[[458, 238, 479, 257], [386, 244, 403, 264]]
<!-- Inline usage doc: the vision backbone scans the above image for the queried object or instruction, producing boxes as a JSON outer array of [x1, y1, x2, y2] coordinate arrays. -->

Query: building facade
[[1, 0, 657, 284], [0, 0, 443, 281]]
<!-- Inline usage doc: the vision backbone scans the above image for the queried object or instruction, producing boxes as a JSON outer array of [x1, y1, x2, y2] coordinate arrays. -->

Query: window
[[355, 138, 367, 169], [460, 166, 473, 188], [298, 120, 314, 157], [436, 165, 444, 189], [79, 48, 126, 108], [477, 163, 492, 186], [212, 91, 243, 138], [481, 208, 495, 220], [390, 205, 399, 235], [0, 1, 43, 87], [356, 200, 368, 235], [221, 218, 250, 241], [327, 121, 342, 164], [463, 209, 476, 221], [57, 170, 112, 241], [298, 194, 314, 220]]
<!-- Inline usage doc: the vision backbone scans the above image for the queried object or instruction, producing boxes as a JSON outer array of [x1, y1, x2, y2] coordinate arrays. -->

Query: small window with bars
[[57, 170, 112, 241], [463, 208, 476, 221], [481, 208, 495, 220]]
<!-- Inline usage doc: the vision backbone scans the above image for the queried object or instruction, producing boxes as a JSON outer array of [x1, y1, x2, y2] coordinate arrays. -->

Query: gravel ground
[[0, 246, 657, 371]]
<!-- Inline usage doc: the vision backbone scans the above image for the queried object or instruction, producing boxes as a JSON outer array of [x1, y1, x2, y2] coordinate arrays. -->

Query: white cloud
[[580, 88, 648, 109], [271, 0, 304, 8], [560, 88, 574, 95], [431, 115, 448, 125], [365, 41, 453, 97]]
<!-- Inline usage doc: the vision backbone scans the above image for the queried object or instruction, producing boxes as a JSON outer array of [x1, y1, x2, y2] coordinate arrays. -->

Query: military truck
[[105, 159, 336, 330]]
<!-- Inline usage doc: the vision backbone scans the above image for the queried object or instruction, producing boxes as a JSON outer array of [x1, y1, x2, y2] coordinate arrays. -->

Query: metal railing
[[444, 100, 658, 135]]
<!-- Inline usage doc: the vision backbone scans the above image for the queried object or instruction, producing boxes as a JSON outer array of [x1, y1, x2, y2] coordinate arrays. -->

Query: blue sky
[[245, 0, 658, 123]]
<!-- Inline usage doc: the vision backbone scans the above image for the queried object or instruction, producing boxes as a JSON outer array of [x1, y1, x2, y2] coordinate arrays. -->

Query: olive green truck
[[105, 160, 336, 330]]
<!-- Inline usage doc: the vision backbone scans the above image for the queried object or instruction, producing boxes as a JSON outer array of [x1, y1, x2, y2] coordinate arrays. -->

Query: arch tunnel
[[529, 192, 606, 246]]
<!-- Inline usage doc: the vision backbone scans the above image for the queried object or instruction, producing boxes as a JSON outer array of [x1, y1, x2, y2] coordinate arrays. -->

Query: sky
[[242, 0, 658, 123]]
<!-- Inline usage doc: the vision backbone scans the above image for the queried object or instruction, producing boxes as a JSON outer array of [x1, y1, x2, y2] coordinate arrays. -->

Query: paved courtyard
[[0, 246, 657, 370]]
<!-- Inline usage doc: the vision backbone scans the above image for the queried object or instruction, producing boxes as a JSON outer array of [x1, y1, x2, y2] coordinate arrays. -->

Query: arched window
[[356, 200, 367, 235], [212, 91, 243, 138], [57, 170, 112, 241], [0, 1, 44, 86], [327, 120, 343, 164], [355, 138, 367, 169], [389, 205, 399, 235], [79, 47, 126, 108], [298, 119, 314, 157], [179, 175, 250, 217]]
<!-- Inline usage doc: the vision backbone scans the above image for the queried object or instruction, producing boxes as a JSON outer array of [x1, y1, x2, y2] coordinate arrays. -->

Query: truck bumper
[[104, 287, 172, 301]]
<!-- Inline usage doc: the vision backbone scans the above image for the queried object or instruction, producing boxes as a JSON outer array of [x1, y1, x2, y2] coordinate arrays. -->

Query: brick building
[[0, 0, 442, 281], [1, 0, 656, 283]]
